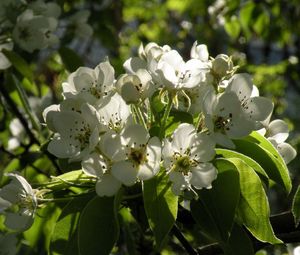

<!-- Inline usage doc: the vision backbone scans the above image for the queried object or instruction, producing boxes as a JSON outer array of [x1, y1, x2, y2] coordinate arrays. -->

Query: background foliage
[[1, 0, 300, 254]]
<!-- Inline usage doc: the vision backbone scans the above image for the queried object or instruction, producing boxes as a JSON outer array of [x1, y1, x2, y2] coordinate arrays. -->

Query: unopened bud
[[212, 54, 233, 77]]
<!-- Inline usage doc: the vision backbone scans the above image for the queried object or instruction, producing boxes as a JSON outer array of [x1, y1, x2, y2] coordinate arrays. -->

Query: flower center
[[129, 147, 147, 166]]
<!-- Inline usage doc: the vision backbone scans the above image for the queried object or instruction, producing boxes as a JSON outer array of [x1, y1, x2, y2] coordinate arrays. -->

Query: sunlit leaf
[[191, 159, 240, 245], [292, 185, 300, 228], [49, 195, 93, 255], [143, 170, 178, 250], [233, 133, 291, 193], [78, 191, 122, 255], [226, 158, 281, 244]]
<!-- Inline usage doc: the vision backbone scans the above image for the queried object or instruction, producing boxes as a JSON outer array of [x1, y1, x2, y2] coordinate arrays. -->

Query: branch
[[193, 212, 300, 255], [0, 72, 62, 174], [171, 224, 198, 255]]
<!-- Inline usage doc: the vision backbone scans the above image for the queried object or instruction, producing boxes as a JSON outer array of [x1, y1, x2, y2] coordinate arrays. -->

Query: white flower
[[162, 123, 217, 195], [68, 10, 93, 38], [115, 69, 155, 104], [62, 59, 115, 105], [97, 93, 131, 132], [100, 124, 161, 186], [156, 50, 209, 90], [203, 90, 254, 148], [0, 173, 37, 231], [46, 103, 101, 162], [0, 41, 13, 70], [13, 9, 59, 52], [7, 118, 26, 151], [82, 152, 121, 197], [28, 0, 61, 18], [190, 41, 209, 62], [225, 73, 274, 129], [259, 119, 297, 164]]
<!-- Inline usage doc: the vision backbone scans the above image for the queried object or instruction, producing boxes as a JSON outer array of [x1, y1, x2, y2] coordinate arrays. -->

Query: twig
[[171, 224, 198, 255], [0, 73, 62, 174]]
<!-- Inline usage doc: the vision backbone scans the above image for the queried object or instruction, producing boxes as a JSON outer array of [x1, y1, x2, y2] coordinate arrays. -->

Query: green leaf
[[226, 158, 281, 244], [239, 2, 255, 30], [43, 170, 95, 190], [11, 74, 41, 132], [24, 204, 61, 252], [49, 194, 93, 255], [253, 11, 270, 35], [78, 193, 122, 255], [191, 159, 240, 244], [224, 223, 254, 255], [248, 131, 286, 167], [2, 49, 34, 81], [292, 185, 300, 227], [233, 133, 291, 193], [224, 16, 241, 39], [165, 110, 193, 137], [58, 47, 84, 72], [215, 148, 268, 182], [143, 170, 178, 250]]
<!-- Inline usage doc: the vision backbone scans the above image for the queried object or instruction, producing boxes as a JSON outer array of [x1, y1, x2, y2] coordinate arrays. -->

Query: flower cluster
[[0, 0, 93, 68], [42, 41, 296, 198]]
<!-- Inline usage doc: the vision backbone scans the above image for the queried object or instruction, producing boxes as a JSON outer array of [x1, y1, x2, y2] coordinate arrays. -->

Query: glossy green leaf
[[224, 223, 254, 255], [2, 49, 34, 81], [226, 158, 281, 244], [248, 131, 286, 167], [233, 134, 291, 193], [292, 185, 300, 227], [58, 47, 84, 72], [49, 195, 93, 255], [143, 170, 178, 250], [191, 159, 240, 245], [78, 193, 121, 255], [216, 148, 268, 181]]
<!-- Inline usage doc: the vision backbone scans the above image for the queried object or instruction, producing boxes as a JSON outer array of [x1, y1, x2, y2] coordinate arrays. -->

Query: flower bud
[[212, 54, 233, 77]]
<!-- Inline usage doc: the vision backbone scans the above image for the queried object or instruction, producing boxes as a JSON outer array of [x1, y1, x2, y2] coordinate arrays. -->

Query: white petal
[[268, 119, 289, 143], [96, 60, 115, 89], [81, 153, 106, 177], [244, 97, 273, 121], [95, 174, 121, 197], [190, 41, 209, 61], [191, 133, 215, 162], [226, 73, 253, 101], [123, 57, 147, 74], [190, 163, 217, 189], [169, 171, 191, 195], [0, 197, 11, 212], [212, 133, 236, 149], [4, 212, 33, 231], [99, 131, 125, 161], [137, 137, 161, 180], [48, 136, 79, 158], [111, 161, 137, 186], [121, 124, 149, 147], [172, 123, 195, 152], [276, 142, 297, 164]]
